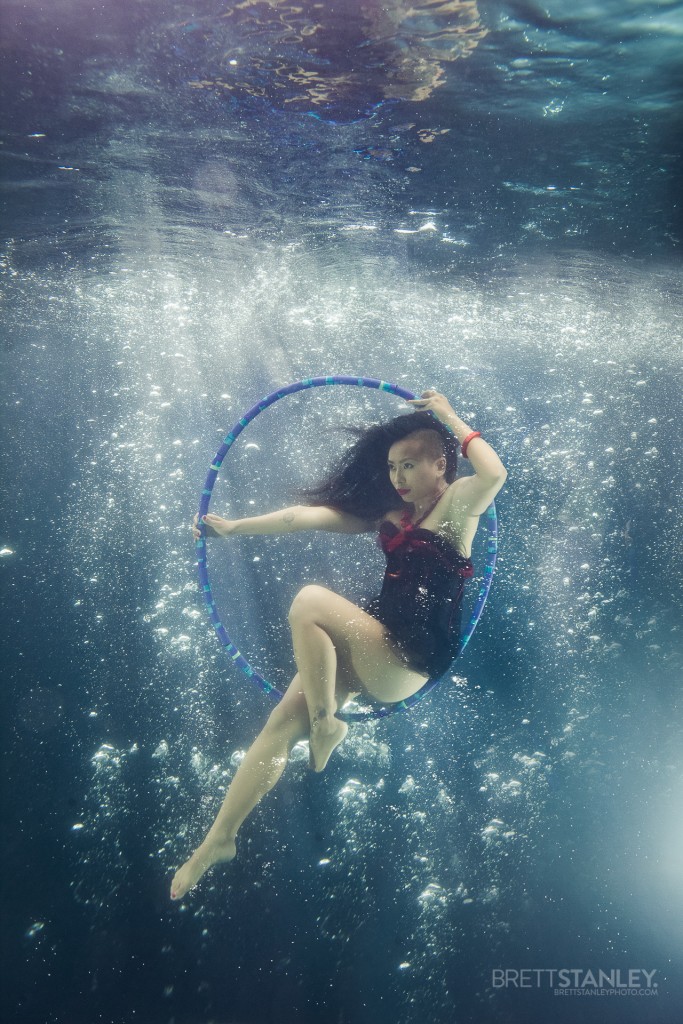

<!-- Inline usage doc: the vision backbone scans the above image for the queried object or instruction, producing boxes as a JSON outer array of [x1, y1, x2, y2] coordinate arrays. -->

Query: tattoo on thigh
[[282, 511, 295, 524]]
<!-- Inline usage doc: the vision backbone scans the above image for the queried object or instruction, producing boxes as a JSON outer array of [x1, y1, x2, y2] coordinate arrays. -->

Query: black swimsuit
[[364, 499, 474, 678]]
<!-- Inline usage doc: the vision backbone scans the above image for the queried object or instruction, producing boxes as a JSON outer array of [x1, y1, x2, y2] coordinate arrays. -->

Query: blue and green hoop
[[196, 376, 498, 722]]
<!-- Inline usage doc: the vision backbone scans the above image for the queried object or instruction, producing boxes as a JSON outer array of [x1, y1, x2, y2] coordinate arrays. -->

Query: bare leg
[[170, 710, 305, 900], [288, 597, 349, 773], [171, 575, 425, 900]]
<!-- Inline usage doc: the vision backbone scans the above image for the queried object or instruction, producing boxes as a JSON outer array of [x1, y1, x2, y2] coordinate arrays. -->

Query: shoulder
[[380, 509, 402, 528], [437, 479, 465, 514], [435, 481, 479, 555], [448, 472, 507, 517], [443, 477, 470, 508]]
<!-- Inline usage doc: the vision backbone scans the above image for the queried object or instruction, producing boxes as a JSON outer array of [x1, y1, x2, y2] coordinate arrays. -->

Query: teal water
[[1, 2, 682, 1023]]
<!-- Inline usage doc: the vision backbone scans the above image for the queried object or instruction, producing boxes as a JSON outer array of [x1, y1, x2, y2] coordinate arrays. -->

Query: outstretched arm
[[194, 505, 376, 539]]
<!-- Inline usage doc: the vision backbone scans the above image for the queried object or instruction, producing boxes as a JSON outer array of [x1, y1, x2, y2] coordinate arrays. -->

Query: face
[[387, 436, 446, 503]]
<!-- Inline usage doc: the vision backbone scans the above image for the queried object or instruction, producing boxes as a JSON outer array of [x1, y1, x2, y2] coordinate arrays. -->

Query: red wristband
[[460, 431, 481, 458]]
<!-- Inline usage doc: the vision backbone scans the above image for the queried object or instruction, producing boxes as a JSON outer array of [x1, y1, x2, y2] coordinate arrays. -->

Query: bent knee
[[287, 584, 331, 624]]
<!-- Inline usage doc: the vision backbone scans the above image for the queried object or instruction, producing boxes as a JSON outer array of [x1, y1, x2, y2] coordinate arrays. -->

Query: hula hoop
[[196, 376, 498, 722]]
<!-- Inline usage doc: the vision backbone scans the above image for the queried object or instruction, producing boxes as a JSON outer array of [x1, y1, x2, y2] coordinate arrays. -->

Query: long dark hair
[[294, 411, 459, 520]]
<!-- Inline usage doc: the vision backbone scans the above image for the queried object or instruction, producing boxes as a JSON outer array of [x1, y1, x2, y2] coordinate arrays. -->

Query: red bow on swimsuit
[[383, 512, 423, 553], [383, 496, 445, 553], [378, 500, 474, 579]]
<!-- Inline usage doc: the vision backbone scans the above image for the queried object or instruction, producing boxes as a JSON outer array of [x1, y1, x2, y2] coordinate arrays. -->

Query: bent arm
[[462, 436, 507, 482], [438, 411, 507, 517], [438, 410, 507, 481], [230, 505, 376, 536], [452, 472, 506, 516]]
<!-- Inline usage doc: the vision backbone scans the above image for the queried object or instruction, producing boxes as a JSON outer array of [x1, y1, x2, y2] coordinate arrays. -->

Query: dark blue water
[[1, 2, 682, 1023]]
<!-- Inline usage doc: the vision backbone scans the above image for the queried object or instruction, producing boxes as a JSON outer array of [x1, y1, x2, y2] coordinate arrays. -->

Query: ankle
[[204, 826, 237, 848], [311, 706, 336, 729]]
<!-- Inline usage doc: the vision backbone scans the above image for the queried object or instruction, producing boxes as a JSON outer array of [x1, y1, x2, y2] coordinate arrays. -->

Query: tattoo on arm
[[282, 511, 295, 524]]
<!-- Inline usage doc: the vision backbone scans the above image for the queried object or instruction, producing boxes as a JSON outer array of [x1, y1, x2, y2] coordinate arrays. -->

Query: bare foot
[[170, 835, 237, 900], [308, 713, 348, 773]]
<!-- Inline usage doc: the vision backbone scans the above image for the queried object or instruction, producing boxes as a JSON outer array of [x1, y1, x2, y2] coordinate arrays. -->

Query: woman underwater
[[170, 389, 507, 900]]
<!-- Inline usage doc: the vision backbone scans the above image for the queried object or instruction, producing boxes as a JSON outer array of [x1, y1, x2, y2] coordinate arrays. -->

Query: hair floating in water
[[196, 376, 497, 722]]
